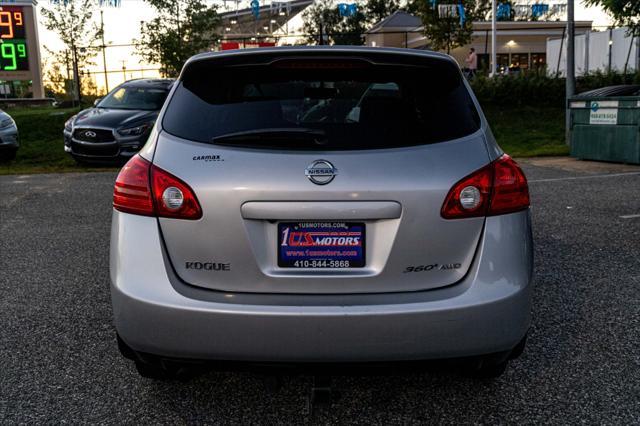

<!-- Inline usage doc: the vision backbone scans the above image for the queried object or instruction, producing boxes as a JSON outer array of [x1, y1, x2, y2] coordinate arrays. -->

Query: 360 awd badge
[[403, 263, 462, 273]]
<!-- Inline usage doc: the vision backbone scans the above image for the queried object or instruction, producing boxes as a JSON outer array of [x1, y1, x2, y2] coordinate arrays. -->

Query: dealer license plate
[[278, 222, 365, 268]]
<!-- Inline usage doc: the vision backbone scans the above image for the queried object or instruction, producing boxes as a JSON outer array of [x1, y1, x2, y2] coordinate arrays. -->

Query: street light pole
[[566, 0, 575, 145], [491, 0, 497, 76]]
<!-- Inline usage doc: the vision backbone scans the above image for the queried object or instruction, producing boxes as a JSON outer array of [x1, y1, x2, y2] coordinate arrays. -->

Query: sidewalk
[[517, 156, 640, 175]]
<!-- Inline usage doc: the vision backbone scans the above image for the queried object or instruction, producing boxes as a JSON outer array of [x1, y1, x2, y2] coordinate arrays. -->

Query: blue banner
[[457, 3, 465, 25], [250, 0, 260, 19], [338, 3, 358, 17], [496, 3, 511, 19], [531, 3, 549, 17]]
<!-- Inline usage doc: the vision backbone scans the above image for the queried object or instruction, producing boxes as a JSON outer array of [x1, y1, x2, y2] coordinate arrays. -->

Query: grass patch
[[0, 106, 119, 175], [482, 104, 569, 157], [0, 104, 568, 175]]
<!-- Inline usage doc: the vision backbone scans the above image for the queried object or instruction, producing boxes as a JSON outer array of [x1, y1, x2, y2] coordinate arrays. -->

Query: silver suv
[[110, 47, 532, 379]]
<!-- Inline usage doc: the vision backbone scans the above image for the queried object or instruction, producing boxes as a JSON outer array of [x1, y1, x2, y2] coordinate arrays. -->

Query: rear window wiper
[[211, 128, 327, 145]]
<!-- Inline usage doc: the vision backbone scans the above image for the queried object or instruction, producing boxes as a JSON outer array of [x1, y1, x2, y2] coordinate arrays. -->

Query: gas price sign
[[0, 6, 28, 71]]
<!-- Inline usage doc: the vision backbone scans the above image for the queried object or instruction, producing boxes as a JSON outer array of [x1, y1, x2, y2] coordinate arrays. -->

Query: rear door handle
[[241, 201, 402, 220]]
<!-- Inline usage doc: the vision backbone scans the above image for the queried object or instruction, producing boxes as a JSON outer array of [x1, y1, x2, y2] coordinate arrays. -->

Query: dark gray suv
[[0, 109, 18, 161], [64, 79, 173, 164]]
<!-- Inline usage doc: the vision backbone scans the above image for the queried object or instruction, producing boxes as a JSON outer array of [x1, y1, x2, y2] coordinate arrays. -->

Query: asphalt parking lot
[[1, 157, 639, 424]]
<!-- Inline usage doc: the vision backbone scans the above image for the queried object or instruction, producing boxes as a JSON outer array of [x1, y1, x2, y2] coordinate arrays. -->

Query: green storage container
[[569, 96, 640, 164]]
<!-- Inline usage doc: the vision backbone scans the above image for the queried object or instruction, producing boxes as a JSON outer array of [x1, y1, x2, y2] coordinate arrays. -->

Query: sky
[[34, 0, 613, 92]]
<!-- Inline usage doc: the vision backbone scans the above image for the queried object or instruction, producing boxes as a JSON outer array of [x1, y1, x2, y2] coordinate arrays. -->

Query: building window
[[497, 54, 510, 73], [531, 53, 546, 69], [510, 53, 528, 70], [474, 53, 547, 75]]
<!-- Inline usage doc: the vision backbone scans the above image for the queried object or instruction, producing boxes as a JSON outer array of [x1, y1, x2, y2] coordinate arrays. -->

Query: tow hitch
[[307, 375, 340, 415]]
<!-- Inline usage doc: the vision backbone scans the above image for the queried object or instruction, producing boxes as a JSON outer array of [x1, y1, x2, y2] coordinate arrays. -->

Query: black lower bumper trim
[[117, 333, 518, 376]]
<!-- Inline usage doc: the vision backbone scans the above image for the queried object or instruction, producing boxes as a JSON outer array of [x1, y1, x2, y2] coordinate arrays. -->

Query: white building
[[365, 10, 593, 74], [548, 28, 640, 76]]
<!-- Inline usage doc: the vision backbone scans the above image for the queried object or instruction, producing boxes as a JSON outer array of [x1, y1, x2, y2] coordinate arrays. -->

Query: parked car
[[64, 79, 174, 164], [110, 47, 533, 379], [0, 109, 18, 161], [576, 84, 640, 97]]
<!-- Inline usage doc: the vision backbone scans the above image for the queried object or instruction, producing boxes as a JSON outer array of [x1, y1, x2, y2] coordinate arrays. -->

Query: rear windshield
[[162, 61, 480, 150]]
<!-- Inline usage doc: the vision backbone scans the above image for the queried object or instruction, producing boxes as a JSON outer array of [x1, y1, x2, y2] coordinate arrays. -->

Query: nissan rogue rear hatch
[[153, 49, 490, 294]]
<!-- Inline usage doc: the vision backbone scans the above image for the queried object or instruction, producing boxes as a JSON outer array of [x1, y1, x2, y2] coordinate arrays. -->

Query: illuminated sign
[[0, 6, 28, 71]]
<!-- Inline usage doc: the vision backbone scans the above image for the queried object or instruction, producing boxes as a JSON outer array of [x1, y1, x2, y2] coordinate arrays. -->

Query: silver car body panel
[[111, 209, 532, 361], [153, 129, 490, 293]]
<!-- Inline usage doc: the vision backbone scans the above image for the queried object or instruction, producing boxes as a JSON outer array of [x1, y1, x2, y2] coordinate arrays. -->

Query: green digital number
[[17, 43, 26, 58], [1, 43, 16, 70]]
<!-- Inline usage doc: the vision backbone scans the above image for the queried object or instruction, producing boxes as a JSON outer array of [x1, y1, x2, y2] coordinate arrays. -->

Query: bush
[[469, 70, 640, 108], [470, 72, 565, 107]]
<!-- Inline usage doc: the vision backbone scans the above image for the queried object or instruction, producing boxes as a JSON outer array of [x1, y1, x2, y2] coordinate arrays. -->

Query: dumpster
[[569, 85, 640, 164]]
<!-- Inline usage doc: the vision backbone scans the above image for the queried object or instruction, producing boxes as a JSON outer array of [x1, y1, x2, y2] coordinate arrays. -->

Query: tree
[[365, 0, 401, 24], [412, 0, 490, 54], [137, 0, 220, 77], [40, 0, 101, 101], [42, 47, 73, 99], [302, 0, 366, 45], [585, 0, 640, 36], [42, 54, 67, 99], [81, 73, 100, 97]]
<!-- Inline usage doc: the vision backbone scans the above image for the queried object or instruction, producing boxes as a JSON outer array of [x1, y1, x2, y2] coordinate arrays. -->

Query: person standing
[[465, 47, 478, 78]]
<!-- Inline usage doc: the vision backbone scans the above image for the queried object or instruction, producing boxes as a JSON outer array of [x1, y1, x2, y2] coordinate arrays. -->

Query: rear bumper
[[110, 211, 533, 362], [0, 143, 17, 152]]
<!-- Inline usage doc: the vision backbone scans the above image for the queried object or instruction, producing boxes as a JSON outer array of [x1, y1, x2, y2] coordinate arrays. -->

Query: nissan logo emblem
[[84, 131, 97, 138], [305, 160, 337, 185]]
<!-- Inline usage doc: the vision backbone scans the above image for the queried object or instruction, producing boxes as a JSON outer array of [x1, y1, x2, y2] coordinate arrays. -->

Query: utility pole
[[607, 28, 613, 74], [566, 0, 575, 145], [491, 0, 497, 76], [71, 41, 82, 106], [65, 49, 71, 82], [176, 1, 182, 53], [100, 10, 109, 94]]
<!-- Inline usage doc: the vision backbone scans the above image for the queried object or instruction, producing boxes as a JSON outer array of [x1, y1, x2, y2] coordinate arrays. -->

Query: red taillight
[[489, 155, 530, 215], [150, 163, 202, 219], [441, 154, 529, 219], [113, 155, 202, 220], [113, 155, 154, 216], [441, 162, 492, 219]]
